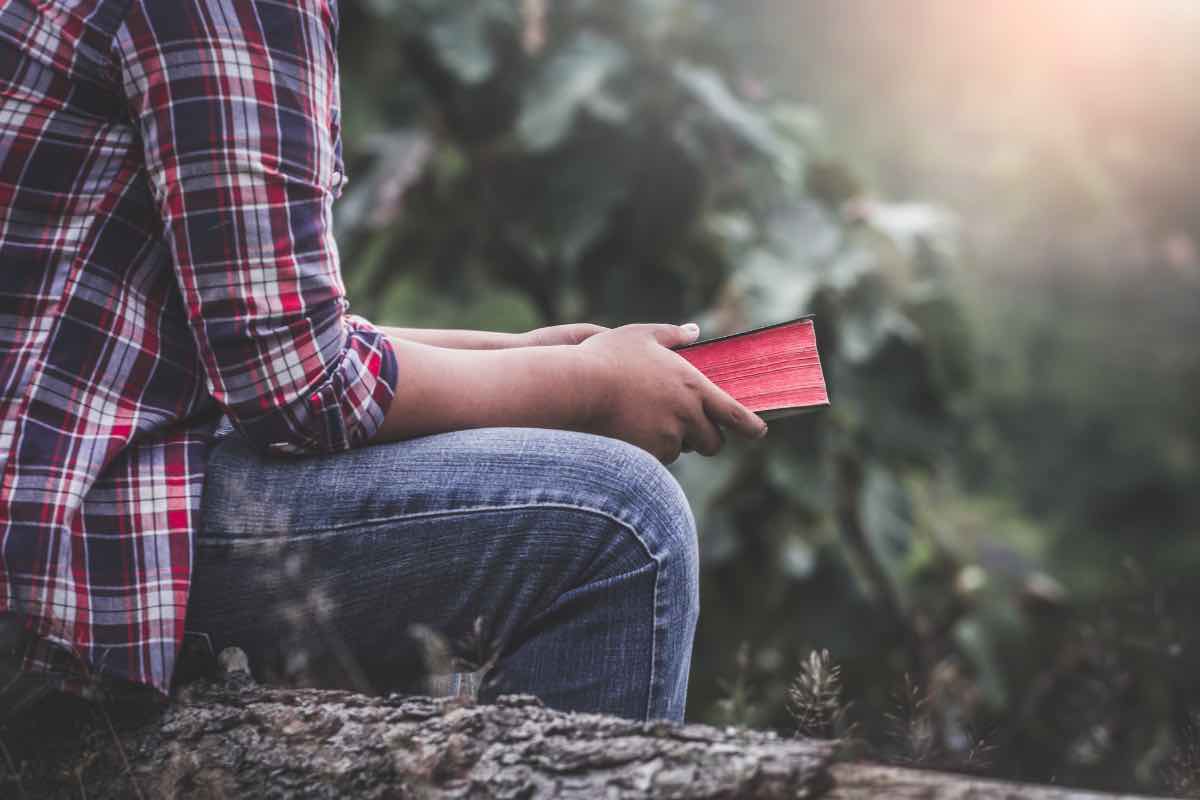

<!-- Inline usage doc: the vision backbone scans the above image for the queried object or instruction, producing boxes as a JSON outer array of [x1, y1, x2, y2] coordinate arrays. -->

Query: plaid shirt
[[0, 0, 397, 694]]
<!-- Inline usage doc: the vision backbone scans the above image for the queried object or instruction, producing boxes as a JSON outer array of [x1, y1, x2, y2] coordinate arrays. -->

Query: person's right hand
[[578, 323, 768, 463]]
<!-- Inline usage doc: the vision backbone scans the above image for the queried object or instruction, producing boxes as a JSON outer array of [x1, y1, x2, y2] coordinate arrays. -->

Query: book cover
[[675, 317, 829, 420]]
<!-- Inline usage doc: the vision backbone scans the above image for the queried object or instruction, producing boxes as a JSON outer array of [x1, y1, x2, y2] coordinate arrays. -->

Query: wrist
[[565, 347, 614, 434], [471, 330, 528, 349]]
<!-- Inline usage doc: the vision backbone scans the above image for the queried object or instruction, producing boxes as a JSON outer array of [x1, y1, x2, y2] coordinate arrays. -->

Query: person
[[0, 0, 765, 724]]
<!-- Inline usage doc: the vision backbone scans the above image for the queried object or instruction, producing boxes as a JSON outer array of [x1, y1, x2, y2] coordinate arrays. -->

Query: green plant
[[787, 649, 852, 741]]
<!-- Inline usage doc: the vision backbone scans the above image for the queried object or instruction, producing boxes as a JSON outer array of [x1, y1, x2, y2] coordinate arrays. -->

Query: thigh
[[187, 427, 683, 692]]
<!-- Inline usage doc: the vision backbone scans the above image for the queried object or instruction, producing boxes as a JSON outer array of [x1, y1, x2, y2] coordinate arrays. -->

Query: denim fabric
[[187, 427, 700, 721]]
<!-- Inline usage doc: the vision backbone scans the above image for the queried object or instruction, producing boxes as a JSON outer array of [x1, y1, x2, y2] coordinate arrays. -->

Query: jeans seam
[[481, 556, 658, 716], [623, 524, 661, 720], [519, 559, 657, 628], [196, 500, 666, 719], [198, 501, 650, 550]]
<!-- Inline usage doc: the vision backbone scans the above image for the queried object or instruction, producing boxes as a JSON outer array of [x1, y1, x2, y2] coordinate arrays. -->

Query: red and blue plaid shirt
[[0, 0, 397, 694]]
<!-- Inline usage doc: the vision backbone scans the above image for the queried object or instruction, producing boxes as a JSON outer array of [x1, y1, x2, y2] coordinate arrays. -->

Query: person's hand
[[524, 323, 608, 347], [578, 323, 767, 463]]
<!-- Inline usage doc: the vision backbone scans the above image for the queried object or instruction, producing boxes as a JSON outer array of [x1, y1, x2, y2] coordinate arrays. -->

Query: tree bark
[[825, 763, 1160, 799], [4, 670, 1161, 799]]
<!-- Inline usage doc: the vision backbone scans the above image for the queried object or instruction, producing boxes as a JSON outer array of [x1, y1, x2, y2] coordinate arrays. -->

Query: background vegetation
[[334, 1, 1200, 793]]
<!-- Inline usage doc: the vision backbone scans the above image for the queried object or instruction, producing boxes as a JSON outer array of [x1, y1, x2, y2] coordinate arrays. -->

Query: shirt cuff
[[266, 314, 398, 455]]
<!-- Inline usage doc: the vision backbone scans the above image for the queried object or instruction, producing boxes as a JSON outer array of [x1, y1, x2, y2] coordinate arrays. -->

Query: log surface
[[4, 673, 1162, 799], [826, 763, 1159, 800], [10, 677, 834, 799]]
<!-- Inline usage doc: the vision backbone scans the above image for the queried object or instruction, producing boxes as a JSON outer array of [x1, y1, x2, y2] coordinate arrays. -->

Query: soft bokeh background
[[333, 1, 1200, 792]]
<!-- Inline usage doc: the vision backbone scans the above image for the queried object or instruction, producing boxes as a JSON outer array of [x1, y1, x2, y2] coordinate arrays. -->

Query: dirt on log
[[2, 665, 1161, 799]]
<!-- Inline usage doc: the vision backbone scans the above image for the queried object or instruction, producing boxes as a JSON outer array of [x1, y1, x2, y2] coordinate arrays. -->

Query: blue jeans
[[187, 427, 700, 721]]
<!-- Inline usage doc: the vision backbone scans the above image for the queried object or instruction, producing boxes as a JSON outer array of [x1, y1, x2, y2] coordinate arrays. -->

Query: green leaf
[[953, 619, 1008, 708], [861, 201, 959, 264], [427, 6, 502, 85], [672, 450, 738, 533], [502, 137, 634, 270], [517, 33, 629, 152], [582, 91, 632, 126], [625, 0, 686, 41], [764, 448, 828, 512], [769, 103, 827, 156], [672, 452, 743, 566], [766, 201, 844, 269], [839, 305, 921, 365], [673, 64, 789, 164], [826, 245, 878, 295], [334, 130, 434, 238], [779, 530, 818, 580], [703, 211, 756, 245], [727, 249, 820, 327], [859, 464, 916, 605], [373, 273, 542, 333]]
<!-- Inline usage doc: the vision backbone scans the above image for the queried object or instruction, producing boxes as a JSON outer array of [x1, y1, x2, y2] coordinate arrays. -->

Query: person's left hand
[[523, 323, 608, 347]]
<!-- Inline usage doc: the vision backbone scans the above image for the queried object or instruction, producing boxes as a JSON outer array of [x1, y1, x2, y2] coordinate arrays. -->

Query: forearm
[[371, 337, 602, 442], [379, 326, 527, 350]]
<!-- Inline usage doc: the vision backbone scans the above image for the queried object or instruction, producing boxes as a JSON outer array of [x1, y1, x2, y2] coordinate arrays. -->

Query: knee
[[572, 435, 700, 623], [640, 456, 701, 629], [463, 428, 701, 623]]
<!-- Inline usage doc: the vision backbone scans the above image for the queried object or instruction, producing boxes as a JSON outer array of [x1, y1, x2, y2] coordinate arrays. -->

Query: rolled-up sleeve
[[116, 0, 396, 453]]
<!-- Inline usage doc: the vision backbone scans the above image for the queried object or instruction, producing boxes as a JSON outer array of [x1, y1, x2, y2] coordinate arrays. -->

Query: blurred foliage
[[740, 1, 1200, 791], [335, 0, 1200, 793]]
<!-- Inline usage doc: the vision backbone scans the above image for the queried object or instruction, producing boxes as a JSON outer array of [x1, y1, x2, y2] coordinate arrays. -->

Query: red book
[[676, 317, 829, 419]]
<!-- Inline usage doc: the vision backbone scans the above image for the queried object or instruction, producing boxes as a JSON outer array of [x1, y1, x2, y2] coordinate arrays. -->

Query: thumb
[[651, 322, 701, 348]]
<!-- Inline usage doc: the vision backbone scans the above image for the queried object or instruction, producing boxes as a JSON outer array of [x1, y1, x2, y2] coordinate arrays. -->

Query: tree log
[[3, 671, 1161, 799], [826, 763, 1157, 800]]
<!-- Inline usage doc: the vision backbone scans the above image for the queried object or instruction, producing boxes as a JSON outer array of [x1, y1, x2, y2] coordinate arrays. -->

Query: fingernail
[[681, 322, 700, 339], [757, 424, 769, 439]]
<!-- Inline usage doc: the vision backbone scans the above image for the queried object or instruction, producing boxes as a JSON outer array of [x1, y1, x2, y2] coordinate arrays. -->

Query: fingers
[[567, 323, 608, 344], [644, 428, 682, 464], [659, 442, 682, 465], [644, 322, 701, 349], [682, 405, 725, 456], [701, 382, 768, 440], [528, 323, 608, 346]]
